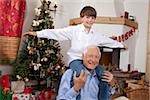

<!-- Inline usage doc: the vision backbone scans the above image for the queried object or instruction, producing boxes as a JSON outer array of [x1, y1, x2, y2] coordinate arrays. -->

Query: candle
[[54, 2, 57, 9]]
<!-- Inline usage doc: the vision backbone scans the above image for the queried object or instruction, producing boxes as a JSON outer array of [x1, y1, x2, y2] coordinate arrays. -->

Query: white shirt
[[37, 24, 124, 65]]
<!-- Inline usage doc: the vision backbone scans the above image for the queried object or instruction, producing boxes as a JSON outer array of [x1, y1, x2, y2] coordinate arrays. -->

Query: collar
[[83, 67, 97, 77], [79, 24, 94, 34]]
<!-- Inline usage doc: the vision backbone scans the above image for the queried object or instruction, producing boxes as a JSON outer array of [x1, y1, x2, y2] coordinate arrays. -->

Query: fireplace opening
[[99, 47, 122, 71]]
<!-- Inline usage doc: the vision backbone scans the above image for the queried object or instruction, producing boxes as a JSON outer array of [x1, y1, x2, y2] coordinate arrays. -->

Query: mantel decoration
[[111, 27, 136, 42], [13, 0, 66, 92]]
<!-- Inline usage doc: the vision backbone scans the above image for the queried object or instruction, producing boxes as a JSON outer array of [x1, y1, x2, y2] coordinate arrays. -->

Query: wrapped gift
[[44, 90, 52, 100], [11, 81, 25, 93], [33, 90, 52, 100], [36, 91, 45, 100], [12, 93, 32, 100]]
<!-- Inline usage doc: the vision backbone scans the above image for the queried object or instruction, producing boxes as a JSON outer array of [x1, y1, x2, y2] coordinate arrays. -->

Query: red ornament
[[129, 29, 133, 37], [111, 36, 117, 40], [118, 36, 122, 42], [125, 32, 129, 40], [132, 27, 136, 32], [121, 34, 125, 42], [115, 27, 135, 42]]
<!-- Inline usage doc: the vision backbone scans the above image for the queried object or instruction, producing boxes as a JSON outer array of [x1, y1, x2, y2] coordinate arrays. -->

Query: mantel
[[69, 16, 138, 29]]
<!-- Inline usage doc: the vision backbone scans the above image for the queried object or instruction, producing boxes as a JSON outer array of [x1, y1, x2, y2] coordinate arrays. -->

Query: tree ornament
[[24, 77, 29, 82], [16, 75, 22, 80]]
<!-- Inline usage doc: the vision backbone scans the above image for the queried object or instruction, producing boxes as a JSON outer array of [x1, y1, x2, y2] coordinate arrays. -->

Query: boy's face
[[81, 16, 96, 29]]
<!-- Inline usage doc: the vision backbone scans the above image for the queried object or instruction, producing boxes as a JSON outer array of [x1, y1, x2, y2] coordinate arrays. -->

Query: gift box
[[12, 93, 33, 100], [11, 81, 25, 94], [32, 90, 52, 100]]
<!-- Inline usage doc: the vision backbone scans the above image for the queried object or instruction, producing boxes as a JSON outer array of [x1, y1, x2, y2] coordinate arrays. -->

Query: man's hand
[[23, 31, 37, 37], [101, 71, 116, 87], [101, 71, 113, 83], [73, 70, 87, 92]]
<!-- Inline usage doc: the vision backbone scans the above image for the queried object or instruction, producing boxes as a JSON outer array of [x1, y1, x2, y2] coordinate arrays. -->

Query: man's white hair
[[83, 45, 101, 55]]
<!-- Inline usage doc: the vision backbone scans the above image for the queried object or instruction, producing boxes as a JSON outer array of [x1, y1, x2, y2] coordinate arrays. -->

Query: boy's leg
[[95, 65, 105, 80], [69, 60, 83, 77], [95, 65, 111, 99]]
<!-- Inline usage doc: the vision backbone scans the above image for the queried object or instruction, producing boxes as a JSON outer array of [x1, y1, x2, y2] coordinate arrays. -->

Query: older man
[[57, 45, 115, 100]]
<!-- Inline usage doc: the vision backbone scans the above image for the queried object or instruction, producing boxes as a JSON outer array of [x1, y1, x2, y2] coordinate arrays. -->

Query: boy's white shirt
[[37, 24, 124, 66]]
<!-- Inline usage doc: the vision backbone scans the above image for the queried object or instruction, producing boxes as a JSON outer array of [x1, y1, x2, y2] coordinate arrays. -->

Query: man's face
[[81, 16, 96, 29], [83, 47, 101, 70]]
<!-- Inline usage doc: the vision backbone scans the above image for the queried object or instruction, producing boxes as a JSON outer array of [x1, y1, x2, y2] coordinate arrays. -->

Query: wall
[[0, 65, 13, 75], [22, 0, 41, 33], [146, 0, 150, 82], [124, 0, 149, 72]]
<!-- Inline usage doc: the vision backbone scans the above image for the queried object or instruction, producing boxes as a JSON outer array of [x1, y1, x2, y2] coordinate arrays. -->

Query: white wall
[[22, 0, 41, 33], [124, 0, 149, 72], [0, 65, 13, 75]]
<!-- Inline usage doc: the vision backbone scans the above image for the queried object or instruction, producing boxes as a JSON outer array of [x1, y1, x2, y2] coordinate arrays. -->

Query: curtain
[[0, 0, 26, 64]]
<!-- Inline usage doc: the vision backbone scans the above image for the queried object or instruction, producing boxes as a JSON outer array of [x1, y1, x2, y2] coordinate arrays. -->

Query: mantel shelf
[[70, 16, 138, 29]]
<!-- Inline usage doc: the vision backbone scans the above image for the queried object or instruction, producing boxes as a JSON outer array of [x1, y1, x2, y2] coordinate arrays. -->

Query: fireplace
[[99, 47, 123, 69]]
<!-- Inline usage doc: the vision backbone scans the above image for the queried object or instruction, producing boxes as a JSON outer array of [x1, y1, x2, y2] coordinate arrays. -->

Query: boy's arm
[[98, 34, 124, 48], [23, 31, 37, 37], [36, 27, 73, 41], [23, 26, 74, 41]]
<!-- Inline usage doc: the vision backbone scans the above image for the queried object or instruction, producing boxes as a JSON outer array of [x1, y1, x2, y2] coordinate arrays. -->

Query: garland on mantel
[[111, 27, 136, 42]]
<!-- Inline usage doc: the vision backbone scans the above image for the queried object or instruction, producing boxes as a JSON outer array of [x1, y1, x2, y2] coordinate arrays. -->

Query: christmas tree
[[13, 0, 66, 90]]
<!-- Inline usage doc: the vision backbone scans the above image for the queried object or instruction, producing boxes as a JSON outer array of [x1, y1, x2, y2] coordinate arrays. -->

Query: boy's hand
[[23, 31, 37, 37], [73, 70, 87, 92]]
